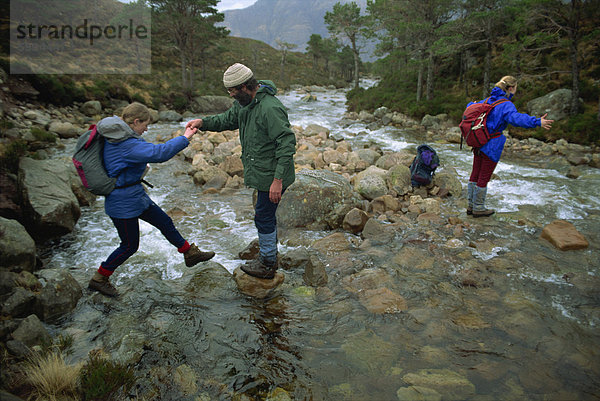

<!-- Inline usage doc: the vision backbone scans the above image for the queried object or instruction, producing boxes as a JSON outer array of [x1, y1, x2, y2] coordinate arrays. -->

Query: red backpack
[[459, 97, 508, 149]]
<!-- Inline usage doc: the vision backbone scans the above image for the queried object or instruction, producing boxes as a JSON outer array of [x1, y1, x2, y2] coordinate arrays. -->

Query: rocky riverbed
[[1, 81, 599, 400]]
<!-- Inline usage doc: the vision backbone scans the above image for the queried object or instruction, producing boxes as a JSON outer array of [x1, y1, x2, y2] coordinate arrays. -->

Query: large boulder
[[18, 158, 81, 240], [80, 100, 102, 116], [158, 110, 182, 122], [277, 169, 364, 230], [0, 217, 36, 272], [193, 96, 234, 113], [35, 268, 82, 322], [354, 166, 388, 200], [527, 89, 584, 121]]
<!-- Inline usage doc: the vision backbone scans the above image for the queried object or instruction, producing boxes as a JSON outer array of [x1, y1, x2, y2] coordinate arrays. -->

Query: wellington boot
[[240, 258, 277, 279], [184, 243, 215, 267], [472, 185, 495, 218], [88, 271, 118, 297]]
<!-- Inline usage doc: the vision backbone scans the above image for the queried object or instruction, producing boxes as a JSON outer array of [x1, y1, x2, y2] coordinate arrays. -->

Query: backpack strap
[[115, 179, 154, 190], [84, 125, 97, 150]]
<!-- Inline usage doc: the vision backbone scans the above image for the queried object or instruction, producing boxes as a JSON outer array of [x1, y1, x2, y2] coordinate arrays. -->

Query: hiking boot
[[240, 257, 277, 279], [466, 207, 473, 215], [184, 243, 215, 267], [88, 271, 118, 297], [473, 208, 495, 218]]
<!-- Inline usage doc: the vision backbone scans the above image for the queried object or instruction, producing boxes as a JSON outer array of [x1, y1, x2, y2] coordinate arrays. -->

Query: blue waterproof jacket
[[98, 116, 189, 218], [468, 87, 541, 162]]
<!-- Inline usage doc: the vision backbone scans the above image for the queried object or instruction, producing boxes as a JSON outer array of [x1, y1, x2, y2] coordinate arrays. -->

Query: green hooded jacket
[[201, 80, 296, 192]]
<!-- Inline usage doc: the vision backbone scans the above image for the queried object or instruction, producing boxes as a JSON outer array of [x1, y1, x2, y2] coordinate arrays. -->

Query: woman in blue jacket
[[88, 103, 215, 297], [467, 76, 553, 217]]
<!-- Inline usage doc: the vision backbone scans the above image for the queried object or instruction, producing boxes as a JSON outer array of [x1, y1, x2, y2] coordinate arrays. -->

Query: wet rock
[[238, 239, 259, 260], [35, 268, 82, 322], [402, 369, 476, 401], [11, 314, 51, 347], [393, 246, 435, 271], [386, 164, 412, 195], [303, 124, 329, 137], [279, 247, 310, 270], [342, 207, 369, 234], [342, 268, 393, 294], [312, 232, 353, 255], [358, 287, 407, 314], [18, 158, 81, 240], [371, 194, 401, 214], [174, 364, 198, 395], [540, 219, 589, 250], [0, 217, 36, 272], [354, 166, 388, 200], [342, 330, 400, 374], [396, 385, 442, 401], [219, 155, 244, 177], [378, 151, 415, 170], [114, 331, 146, 365], [184, 263, 235, 298], [302, 254, 328, 287], [431, 170, 462, 197], [233, 267, 284, 299], [277, 169, 364, 230], [362, 218, 396, 243], [2, 287, 36, 318]]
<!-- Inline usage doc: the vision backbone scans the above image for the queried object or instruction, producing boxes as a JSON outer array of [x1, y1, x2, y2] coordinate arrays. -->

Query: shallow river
[[42, 83, 600, 400]]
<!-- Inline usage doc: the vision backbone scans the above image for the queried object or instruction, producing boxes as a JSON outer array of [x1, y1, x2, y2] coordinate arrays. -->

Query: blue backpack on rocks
[[410, 144, 440, 187]]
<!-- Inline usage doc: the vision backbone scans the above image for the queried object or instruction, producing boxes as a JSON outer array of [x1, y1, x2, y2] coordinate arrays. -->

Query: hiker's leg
[[140, 202, 214, 265], [475, 153, 497, 188], [254, 190, 279, 264], [100, 217, 140, 276], [473, 153, 497, 217], [469, 150, 483, 183], [139, 202, 186, 249]]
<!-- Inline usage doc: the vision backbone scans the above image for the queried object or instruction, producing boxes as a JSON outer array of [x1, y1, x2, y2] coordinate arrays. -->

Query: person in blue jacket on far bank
[[467, 75, 554, 217], [88, 102, 215, 297]]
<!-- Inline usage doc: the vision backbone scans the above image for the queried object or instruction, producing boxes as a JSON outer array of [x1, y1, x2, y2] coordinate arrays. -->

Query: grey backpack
[[72, 124, 116, 196]]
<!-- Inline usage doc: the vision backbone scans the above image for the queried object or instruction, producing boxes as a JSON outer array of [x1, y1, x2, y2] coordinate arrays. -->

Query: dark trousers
[[100, 202, 186, 275], [254, 190, 280, 234], [469, 150, 498, 187]]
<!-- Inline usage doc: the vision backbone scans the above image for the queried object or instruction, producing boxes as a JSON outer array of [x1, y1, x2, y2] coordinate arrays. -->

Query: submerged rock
[[540, 219, 589, 250], [233, 267, 284, 298]]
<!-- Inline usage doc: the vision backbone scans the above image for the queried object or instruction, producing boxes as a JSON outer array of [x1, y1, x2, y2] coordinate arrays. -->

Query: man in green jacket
[[186, 63, 296, 279]]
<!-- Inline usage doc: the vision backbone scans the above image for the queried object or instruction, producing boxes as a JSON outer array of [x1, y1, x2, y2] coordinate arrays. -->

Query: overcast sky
[[216, 0, 257, 11], [117, 0, 257, 11]]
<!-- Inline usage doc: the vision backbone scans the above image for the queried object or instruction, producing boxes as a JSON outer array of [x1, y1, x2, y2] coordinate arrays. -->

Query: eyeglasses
[[227, 85, 243, 94]]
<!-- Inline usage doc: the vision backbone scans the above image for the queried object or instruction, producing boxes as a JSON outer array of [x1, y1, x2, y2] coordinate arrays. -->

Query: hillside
[[222, 0, 368, 51]]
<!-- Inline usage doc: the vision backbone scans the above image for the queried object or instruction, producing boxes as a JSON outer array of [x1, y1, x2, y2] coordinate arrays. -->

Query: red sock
[[98, 265, 113, 277], [178, 241, 191, 253]]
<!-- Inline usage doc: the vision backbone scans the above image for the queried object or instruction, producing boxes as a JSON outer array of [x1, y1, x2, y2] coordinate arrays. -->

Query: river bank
[[1, 83, 599, 400]]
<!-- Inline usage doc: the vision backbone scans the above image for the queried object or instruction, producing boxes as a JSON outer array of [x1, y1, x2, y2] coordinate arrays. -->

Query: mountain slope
[[222, 0, 368, 51]]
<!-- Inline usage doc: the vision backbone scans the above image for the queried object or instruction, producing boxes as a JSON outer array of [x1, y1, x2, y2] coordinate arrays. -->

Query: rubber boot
[[88, 271, 118, 297], [473, 185, 495, 218], [184, 243, 215, 267], [467, 181, 476, 215]]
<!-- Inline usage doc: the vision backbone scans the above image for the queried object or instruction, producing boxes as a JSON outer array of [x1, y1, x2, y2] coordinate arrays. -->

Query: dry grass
[[23, 351, 81, 401]]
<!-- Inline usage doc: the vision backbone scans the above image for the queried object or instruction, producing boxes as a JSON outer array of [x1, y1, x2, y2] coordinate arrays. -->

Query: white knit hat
[[223, 63, 253, 88]]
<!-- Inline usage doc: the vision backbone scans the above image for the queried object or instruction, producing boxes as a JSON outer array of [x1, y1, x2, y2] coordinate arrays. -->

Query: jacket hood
[[97, 116, 141, 143], [257, 80, 277, 95], [490, 86, 514, 101]]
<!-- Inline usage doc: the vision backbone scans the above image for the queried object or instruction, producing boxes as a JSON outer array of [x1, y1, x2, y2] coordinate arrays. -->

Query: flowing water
[[42, 83, 600, 400]]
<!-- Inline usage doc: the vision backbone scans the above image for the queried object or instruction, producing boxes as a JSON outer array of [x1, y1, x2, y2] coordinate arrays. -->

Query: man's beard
[[234, 91, 253, 106]]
